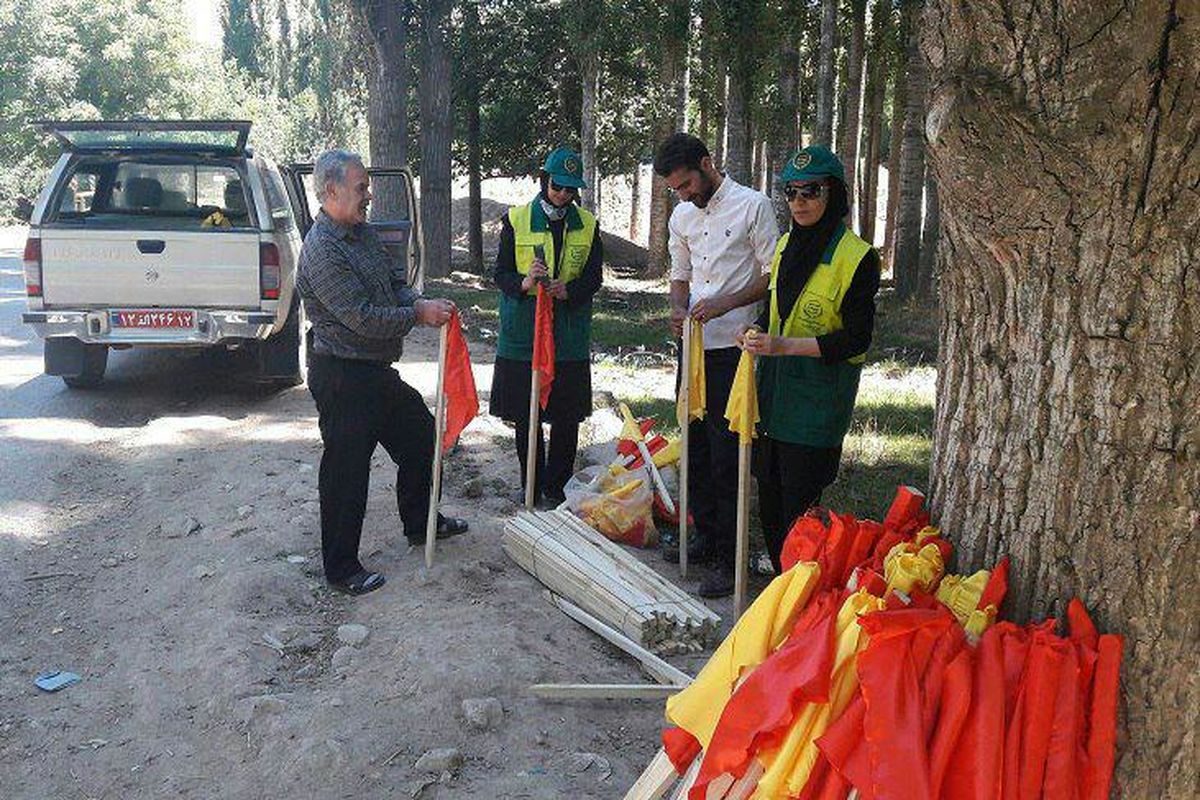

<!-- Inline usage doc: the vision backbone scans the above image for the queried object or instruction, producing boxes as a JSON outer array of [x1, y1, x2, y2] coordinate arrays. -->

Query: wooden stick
[[623, 748, 679, 800], [670, 757, 702, 799], [424, 324, 450, 568], [545, 591, 693, 686], [637, 439, 676, 515], [734, 440, 751, 618], [525, 367, 541, 510], [527, 683, 682, 701], [678, 319, 691, 579]]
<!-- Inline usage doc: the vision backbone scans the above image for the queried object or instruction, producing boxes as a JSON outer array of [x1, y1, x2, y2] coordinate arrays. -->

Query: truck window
[[47, 159, 252, 231], [257, 161, 295, 232]]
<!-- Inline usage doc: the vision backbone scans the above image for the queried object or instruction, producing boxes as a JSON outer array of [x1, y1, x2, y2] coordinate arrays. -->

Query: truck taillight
[[23, 237, 42, 297], [260, 243, 281, 300]]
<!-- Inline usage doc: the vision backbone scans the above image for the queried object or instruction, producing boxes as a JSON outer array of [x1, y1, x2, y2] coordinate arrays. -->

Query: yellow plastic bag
[[565, 467, 658, 547]]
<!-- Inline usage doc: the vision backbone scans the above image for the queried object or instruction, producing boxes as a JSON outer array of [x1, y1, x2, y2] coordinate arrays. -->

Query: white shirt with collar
[[667, 175, 780, 350]]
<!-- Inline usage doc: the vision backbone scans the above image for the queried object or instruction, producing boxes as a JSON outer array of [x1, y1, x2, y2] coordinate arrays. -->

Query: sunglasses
[[550, 180, 579, 195], [784, 183, 827, 201]]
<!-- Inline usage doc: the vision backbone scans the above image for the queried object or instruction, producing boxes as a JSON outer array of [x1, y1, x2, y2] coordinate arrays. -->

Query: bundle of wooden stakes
[[503, 510, 720, 655]]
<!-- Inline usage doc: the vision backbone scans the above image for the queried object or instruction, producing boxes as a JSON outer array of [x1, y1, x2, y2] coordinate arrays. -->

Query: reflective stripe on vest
[[508, 200, 597, 292], [767, 224, 872, 365]]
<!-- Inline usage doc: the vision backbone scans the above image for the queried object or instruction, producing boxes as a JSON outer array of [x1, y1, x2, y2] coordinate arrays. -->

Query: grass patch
[[623, 395, 679, 436], [824, 363, 935, 517], [429, 277, 672, 355]]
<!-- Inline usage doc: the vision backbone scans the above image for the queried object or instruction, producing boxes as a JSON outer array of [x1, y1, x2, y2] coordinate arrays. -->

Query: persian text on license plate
[[110, 309, 196, 329]]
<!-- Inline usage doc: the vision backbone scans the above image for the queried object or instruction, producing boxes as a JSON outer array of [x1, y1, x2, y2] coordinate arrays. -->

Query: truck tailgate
[[40, 229, 261, 307]]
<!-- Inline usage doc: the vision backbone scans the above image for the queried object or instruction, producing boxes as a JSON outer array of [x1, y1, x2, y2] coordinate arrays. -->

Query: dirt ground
[[0, 227, 737, 799]]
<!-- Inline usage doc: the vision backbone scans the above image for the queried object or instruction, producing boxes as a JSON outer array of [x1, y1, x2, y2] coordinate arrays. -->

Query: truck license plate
[[110, 309, 196, 329]]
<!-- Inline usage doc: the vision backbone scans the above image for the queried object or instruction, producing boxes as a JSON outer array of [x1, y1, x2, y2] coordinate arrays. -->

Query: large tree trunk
[[725, 62, 753, 183], [926, 2, 1198, 796], [462, 0, 483, 273], [813, 0, 837, 146], [916, 170, 937, 299], [857, 0, 888, 241], [839, 0, 867, 219], [891, 0, 927, 299], [882, 0, 911, 266], [646, 0, 688, 278], [629, 164, 642, 242], [416, 0, 452, 280], [715, 71, 728, 167], [770, 25, 801, 225], [466, 96, 483, 273], [359, 0, 408, 220], [580, 51, 599, 213]]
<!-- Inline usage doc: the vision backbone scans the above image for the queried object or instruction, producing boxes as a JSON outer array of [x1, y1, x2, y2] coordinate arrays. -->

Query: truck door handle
[[137, 240, 165, 254]]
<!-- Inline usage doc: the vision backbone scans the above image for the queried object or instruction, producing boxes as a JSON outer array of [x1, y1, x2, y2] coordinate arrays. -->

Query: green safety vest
[[496, 197, 597, 361], [757, 224, 874, 447]]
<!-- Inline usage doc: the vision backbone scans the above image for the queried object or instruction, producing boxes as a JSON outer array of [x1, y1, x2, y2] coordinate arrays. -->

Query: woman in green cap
[[737, 145, 881, 572], [490, 147, 604, 506]]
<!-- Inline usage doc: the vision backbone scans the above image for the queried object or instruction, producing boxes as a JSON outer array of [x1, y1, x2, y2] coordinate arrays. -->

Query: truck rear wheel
[[46, 338, 108, 389]]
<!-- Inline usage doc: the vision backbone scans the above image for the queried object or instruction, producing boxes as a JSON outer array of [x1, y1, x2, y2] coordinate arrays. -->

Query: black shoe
[[329, 569, 386, 596], [661, 529, 706, 565], [698, 565, 735, 599], [508, 488, 538, 507], [407, 515, 469, 546]]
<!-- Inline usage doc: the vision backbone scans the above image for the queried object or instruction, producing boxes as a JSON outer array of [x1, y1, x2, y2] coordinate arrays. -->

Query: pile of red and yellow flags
[[657, 487, 1122, 800]]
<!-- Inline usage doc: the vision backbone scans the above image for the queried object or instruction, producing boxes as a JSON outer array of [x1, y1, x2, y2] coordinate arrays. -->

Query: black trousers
[[514, 418, 579, 501], [307, 352, 434, 583], [683, 346, 743, 569], [753, 435, 842, 574]]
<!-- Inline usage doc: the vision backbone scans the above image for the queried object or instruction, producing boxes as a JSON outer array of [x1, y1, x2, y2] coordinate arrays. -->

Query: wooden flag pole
[[678, 319, 691, 579], [424, 323, 450, 568], [734, 438, 751, 618], [525, 367, 541, 510]]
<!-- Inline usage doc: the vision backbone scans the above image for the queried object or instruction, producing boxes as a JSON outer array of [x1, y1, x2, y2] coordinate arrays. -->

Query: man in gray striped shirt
[[297, 149, 468, 596]]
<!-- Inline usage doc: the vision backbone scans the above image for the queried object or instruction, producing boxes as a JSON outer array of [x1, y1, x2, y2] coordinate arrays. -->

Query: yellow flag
[[754, 590, 885, 798], [678, 318, 707, 426], [665, 563, 821, 749], [724, 349, 760, 444], [618, 402, 644, 443]]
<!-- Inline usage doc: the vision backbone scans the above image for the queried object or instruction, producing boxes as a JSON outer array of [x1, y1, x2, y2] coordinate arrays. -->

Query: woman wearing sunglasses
[[737, 145, 881, 573], [491, 146, 604, 507]]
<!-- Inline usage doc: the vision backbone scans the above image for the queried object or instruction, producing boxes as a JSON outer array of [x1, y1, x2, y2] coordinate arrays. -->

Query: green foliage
[[0, 0, 369, 218]]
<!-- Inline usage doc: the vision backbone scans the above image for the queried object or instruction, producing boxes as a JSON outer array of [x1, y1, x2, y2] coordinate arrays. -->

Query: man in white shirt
[[654, 133, 779, 598]]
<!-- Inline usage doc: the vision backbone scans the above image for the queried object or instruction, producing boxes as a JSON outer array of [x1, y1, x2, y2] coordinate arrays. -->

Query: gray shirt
[[296, 210, 420, 363]]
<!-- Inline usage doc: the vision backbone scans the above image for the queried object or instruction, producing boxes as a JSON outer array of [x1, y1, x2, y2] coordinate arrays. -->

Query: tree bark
[[580, 51, 599, 213], [857, 0, 888, 241], [629, 164, 642, 242], [839, 0, 867, 221], [916, 170, 936, 299], [925, 1, 1198, 796], [770, 24, 801, 225], [359, 0, 408, 220], [463, 1, 483, 272], [416, 0, 452, 280], [646, 0, 688, 278], [813, 0, 837, 147], [891, 0, 927, 299], [883, 0, 913, 271], [725, 61, 753, 183], [715, 71, 728, 167]]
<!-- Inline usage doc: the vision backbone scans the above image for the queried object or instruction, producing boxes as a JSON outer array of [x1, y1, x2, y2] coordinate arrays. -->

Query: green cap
[[542, 146, 587, 189], [778, 145, 845, 184]]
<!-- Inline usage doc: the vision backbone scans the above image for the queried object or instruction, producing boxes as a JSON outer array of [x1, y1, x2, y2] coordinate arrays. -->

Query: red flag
[[441, 309, 479, 452], [532, 284, 555, 409]]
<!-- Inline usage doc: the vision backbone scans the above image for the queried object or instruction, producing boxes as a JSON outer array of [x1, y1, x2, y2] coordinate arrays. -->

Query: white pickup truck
[[21, 120, 422, 388]]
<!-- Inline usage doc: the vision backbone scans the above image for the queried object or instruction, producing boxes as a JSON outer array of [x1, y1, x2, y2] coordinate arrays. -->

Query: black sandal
[[330, 570, 386, 596]]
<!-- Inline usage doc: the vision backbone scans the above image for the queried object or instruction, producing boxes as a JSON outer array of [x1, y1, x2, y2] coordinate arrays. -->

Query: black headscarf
[[775, 179, 851, 324]]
